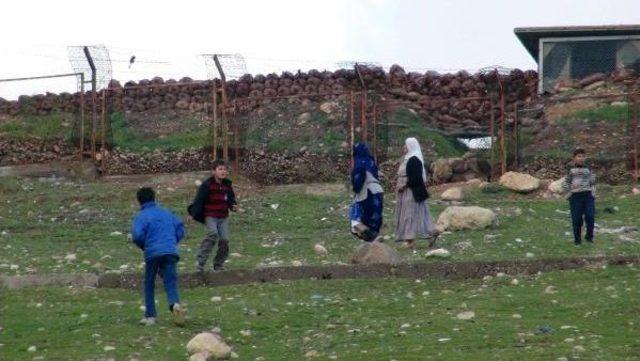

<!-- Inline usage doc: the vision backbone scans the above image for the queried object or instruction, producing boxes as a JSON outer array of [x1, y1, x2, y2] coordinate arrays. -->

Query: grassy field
[[3, 265, 640, 360], [1, 173, 639, 276]]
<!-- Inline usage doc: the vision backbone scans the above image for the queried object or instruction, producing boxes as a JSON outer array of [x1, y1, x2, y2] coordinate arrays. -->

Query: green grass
[[240, 109, 345, 154], [0, 113, 74, 140], [3, 265, 640, 360], [110, 112, 210, 151], [1, 174, 639, 276], [383, 108, 467, 159], [559, 104, 630, 125]]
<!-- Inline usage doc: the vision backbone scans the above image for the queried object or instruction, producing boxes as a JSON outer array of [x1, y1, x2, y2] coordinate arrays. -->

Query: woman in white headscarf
[[395, 137, 437, 250]]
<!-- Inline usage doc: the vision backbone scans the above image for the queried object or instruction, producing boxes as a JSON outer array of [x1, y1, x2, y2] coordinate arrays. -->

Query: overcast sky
[[1, 0, 639, 99]]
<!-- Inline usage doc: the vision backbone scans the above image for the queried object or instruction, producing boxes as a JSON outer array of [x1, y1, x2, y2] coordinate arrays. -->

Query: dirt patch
[[97, 255, 640, 290], [1, 273, 98, 290], [544, 99, 600, 124]]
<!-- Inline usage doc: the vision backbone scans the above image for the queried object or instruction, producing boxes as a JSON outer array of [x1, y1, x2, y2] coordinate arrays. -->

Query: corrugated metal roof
[[514, 25, 640, 62]]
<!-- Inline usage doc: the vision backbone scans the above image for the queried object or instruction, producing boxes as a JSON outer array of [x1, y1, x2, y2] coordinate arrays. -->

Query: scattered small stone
[[313, 244, 328, 257], [456, 311, 475, 320], [544, 285, 557, 294], [104, 345, 116, 351], [510, 278, 519, 286], [27, 345, 37, 352], [305, 350, 320, 358], [211, 296, 222, 302]]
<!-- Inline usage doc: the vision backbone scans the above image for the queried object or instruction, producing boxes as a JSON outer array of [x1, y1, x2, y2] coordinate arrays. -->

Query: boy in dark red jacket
[[189, 160, 238, 272]]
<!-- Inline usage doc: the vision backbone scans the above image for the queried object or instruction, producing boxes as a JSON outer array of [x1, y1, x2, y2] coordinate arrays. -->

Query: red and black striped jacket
[[188, 177, 237, 223]]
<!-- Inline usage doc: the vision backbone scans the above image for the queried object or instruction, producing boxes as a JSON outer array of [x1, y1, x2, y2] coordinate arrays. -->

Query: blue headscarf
[[351, 142, 379, 193]]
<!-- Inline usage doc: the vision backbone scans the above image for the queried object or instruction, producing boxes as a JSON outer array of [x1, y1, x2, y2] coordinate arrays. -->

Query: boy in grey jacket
[[562, 148, 596, 245]]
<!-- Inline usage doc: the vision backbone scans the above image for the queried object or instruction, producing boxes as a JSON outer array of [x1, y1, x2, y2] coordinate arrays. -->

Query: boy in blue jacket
[[131, 187, 186, 326]]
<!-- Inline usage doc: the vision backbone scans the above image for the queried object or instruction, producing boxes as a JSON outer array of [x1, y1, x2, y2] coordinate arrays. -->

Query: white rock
[[441, 187, 464, 201], [544, 285, 557, 294], [305, 350, 320, 358], [573, 345, 585, 353], [110, 231, 123, 236], [239, 330, 252, 337], [291, 260, 303, 267], [27, 345, 37, 352], [526, 252, 535, 258], [548, 177, 566, 194], [351, 242, 402, 265], [211, 296, 222, 302], [103, 345, 115, 351], [456, 311, 475, 320], [512, 314, 522, 319], [64, 253, 77, 261], [438, 338, 451, 342], [270, 204, 280, 210], [425, 248, 451, 258], [436, 206, 497, 231], [400, 323, 411, 329], [195, 180, 202, 187], [511, 279, 519, 286], [499, 172, 541, 193], [186, 332, 232, 359], [314, 244, 328, 257], [189, 352, 209, 361]]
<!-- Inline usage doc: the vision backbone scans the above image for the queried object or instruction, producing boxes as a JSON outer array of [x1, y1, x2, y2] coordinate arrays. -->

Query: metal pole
[[513, 101, 519, 170], [79, 73, 85, 159], [361, 92, 367, 143], [100, 90, 107, 170], [634, 98, 639, 185], [223, 107, 229, 162], [372, 103, 377, 163], [349, 91, 355, 168], [212, 84, 218, 160], [489, 96, 495, 174], [500, 86, 506, 176], [83, 46, 98, 160], [233, 99, 239, 174]]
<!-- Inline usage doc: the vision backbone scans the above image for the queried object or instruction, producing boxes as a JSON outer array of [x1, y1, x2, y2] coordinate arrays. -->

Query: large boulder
[[441, 187, 464, 201], [436, 206, 497, 231], [186, 332, 232, 360], [431, 159, 453, 183], [351, 241, 402, 265], [499, 172, 540, 193], [548, 177, 565, 194]]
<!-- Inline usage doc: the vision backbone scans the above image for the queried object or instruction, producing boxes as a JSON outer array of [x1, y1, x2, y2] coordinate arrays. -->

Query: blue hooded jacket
[[351, 142, 379, 193], [131, 202, 185, 261]]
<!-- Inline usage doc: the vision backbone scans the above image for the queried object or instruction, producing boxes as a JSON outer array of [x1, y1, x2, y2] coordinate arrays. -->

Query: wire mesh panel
[[540, 37, 640, 93], [67, 45, 113, 90], [202, 54, 247, 81]]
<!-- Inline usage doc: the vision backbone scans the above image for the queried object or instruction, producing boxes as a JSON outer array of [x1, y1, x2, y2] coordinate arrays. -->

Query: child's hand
[[232, 204, 240, 212]]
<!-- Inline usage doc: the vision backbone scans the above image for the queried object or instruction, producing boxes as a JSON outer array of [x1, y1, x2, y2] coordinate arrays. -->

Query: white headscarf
[[404, 137, 427, 181]]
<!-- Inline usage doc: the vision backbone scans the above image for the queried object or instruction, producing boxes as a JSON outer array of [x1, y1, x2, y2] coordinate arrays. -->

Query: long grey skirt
[[394, 188, 436, 241]]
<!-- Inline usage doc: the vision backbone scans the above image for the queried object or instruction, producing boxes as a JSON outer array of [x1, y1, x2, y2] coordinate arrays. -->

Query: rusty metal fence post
[[499, 85, 506, 175], [633, 97, 639, 185]]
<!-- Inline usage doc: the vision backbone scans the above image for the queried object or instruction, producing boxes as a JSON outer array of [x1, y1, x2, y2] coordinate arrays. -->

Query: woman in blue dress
[[349, 142, 384, 242]]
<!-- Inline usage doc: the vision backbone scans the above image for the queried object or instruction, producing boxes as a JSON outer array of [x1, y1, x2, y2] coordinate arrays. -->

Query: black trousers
[[569, 191, 595, 244]]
